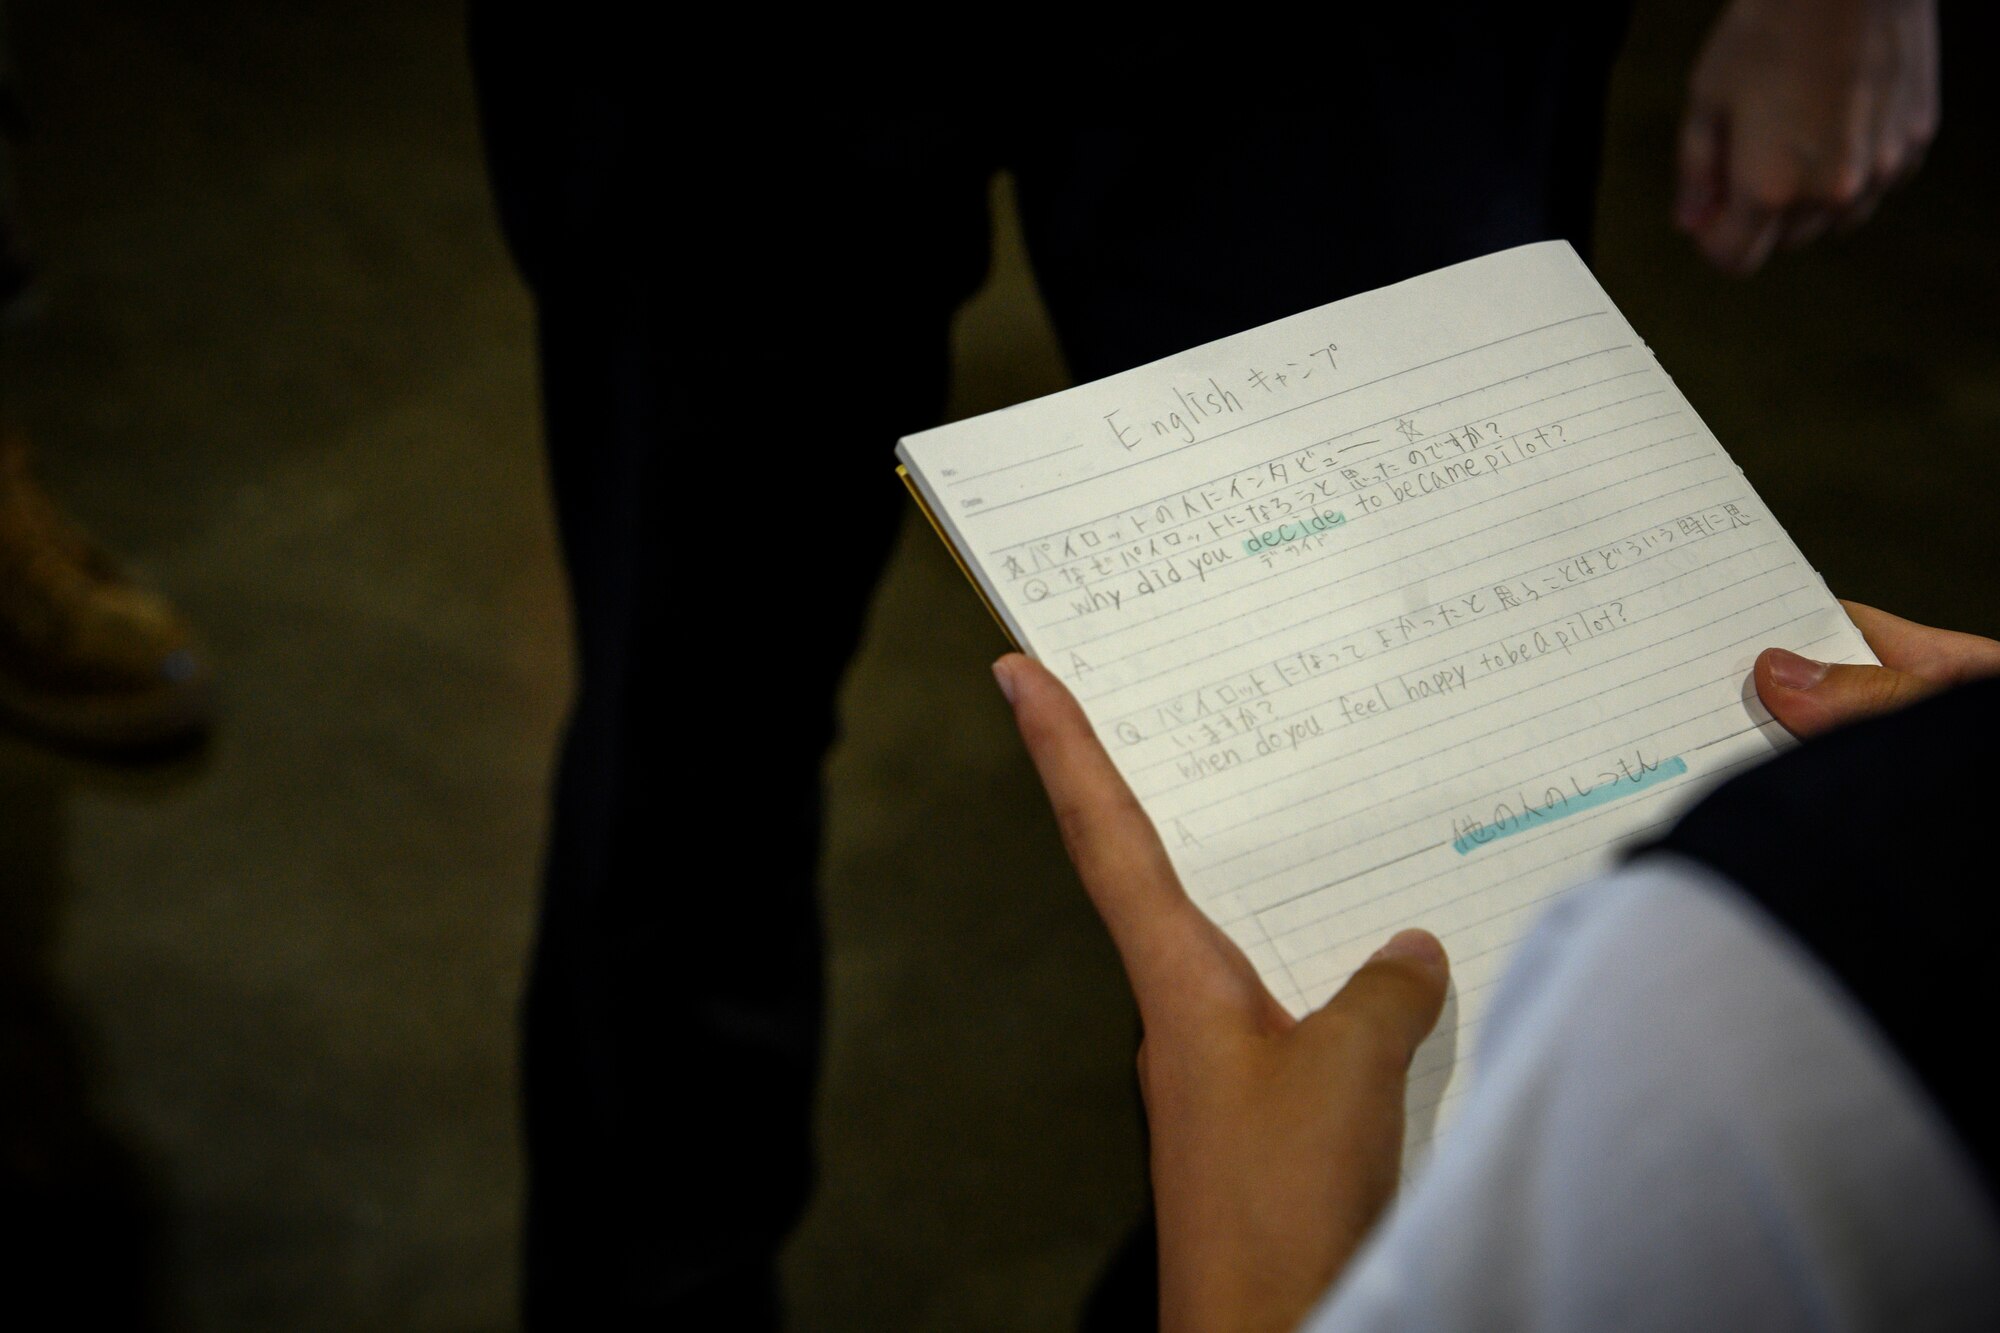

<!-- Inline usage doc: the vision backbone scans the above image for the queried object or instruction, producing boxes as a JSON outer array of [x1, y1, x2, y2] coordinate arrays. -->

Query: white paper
[[898, 241, 1873, 1163]]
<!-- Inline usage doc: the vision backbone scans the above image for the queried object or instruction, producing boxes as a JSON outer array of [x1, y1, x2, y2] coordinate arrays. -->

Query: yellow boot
[[0, 430, 213, 751]]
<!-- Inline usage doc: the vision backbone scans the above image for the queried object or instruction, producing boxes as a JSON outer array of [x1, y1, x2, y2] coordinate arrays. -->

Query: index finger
[[1840, 600, 2000, 685], [994, 653, 1219, 999]]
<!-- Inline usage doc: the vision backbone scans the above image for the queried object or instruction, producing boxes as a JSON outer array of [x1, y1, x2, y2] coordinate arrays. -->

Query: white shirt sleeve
[[1300, 856, 2000, 1332]]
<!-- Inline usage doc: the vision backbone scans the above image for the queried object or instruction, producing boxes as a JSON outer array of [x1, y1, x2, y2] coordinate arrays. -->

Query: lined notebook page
[[898, 241, 1873, 1161]]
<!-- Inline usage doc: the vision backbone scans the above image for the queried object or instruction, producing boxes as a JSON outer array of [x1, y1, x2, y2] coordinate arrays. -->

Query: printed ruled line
[[1218, 707, 1732, 928], [1004, 361, 1652, 554], [996, 377, 1664, 574], [1168, 584, 1832, 840], [1015, 388, 1673, 605], [1246, 913, 1306, 1008], [1260, 743, 1720, 947], [1251, 726, 1788, 968], [1192, 600, 1824, 920], [1227, 631, 1845, 950], [1338, 806, 1692, 1050], [1168, 576, 1808, 836], [1445, 755, 1690, 855], [1062, 426, 1706, 678], [1118, 533, 1783, 784], [1287, 744, 1779, 1013], [960, 314, 1617, 519], [951, 440, 1090, 485], [1085, 468, 1735, 713], [1042, 406, 1684, 636], [1215, 693, 1755, 935], [1200, 598, 1814, 906]]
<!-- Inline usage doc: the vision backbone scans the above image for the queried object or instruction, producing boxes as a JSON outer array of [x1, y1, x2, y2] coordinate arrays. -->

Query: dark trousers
[[470, 7, 1627, 1323]]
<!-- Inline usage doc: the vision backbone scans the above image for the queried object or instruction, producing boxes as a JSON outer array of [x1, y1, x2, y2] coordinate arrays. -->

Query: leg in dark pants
[[471, 3, 1625, 1323], [470, 15, 999, 1321]]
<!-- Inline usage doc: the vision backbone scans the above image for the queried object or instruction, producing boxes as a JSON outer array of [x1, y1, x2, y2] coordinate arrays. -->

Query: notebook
[[895, 240, 1873, 1163]]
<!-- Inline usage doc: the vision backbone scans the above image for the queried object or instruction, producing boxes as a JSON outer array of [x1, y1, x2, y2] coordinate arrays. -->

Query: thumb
[[1300, 929, 1450, 1069], [1754, 647, 1940, 739]]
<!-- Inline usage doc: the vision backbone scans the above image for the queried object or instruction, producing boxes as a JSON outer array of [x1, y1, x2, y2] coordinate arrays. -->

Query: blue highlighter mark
[[1243, 509, 1345, 556], [1452, 756, 1689, 856]]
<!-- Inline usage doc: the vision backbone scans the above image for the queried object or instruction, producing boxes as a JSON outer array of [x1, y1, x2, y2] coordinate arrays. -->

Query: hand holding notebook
[[899, 241, 1875, 1163]]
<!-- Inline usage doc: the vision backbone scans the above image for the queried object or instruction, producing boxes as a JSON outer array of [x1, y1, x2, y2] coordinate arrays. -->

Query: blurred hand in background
[[1675, 0, 1939, 275]]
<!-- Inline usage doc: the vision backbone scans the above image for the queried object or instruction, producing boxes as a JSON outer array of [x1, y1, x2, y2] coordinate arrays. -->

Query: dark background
[[0, 2, 1993, 1327]]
